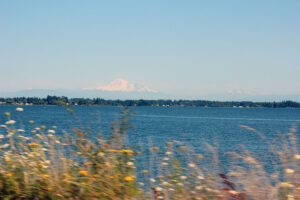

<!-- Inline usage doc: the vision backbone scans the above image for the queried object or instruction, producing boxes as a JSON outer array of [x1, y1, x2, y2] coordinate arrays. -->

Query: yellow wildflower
[[79, 170, 88, 176], [60, 158, 67, 161], [42, 174, 50, 178], [107, 149, 119, 152], [120, 149, 134, 154], [131, 166, 136, 169], [84, 162, 93, 166], [4, 112, 10, 117], [28, 142, 39, 147], [124, 176, 134, 181], [5, 158, 12, 162], [6, 172, 13, 177]]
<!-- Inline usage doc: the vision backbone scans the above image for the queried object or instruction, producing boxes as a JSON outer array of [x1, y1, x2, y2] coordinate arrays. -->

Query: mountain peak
[[87, 78, 157, 93]]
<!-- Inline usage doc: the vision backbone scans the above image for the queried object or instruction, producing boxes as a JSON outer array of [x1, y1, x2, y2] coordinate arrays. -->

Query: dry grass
[[0, 107, 300, 200]]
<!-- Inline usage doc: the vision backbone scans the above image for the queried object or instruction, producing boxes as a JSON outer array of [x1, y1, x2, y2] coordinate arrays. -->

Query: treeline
[[0, 96, 300, 108]]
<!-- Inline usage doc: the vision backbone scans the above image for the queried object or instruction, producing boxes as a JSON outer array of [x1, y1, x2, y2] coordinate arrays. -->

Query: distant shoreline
[[0, 96, 300, 108]]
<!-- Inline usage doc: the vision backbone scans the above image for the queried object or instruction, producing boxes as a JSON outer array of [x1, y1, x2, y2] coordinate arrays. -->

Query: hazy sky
[[0, 1, 299, 98]]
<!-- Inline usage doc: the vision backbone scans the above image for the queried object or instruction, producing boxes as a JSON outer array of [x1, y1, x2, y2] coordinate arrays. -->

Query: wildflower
[[127, 162, 134, 166], [165, 151, 172, 155], [4, 112, 10, 117], [162, 181, 169, 186], [60, 158, 67, 161], [52, 126, 57, 129], [45, 160, 51, 164], [120, 149, 134, 154], [179, 146, 186, 151], [0, 144, 9, 148], [281, 182, 294, 188], [29, 120, 34, 124], [287, 195, 295, 200], [150, 178, 156, 183], [47, 134, 54, 138], [229, 190, 238, 195], [180, 176, 187, 180], [195, 186, 203, 190], [17, 129, 25, 132], [294, 155, 300, 160], [163, 157, 169, 161], [79, 170, 88, 176], [6, 132, 14, 138], [285, 169, 295, 174], [40, 125, 46, 130], [161, 162, 168, 166], [0, 125, 7, 128], [6, 172, 13, 177], [48, 129, 55, 134], [98, 152, 105, 157], [124, 176, 135, 181], [84, 162, 93, 166], [0, 135, 4, 139], [5, 158, 12, 162], [35, 127, 40, 130], [16, 107, 23, 111], [188, 163, 196, 168], [155, 187, 163, 192], [28, 142, 39, 147], [197, 175, 204, 180], [142, 170, 148, 174], [107, 149, 119, 153], [55, 140, 60, 144], [131, 166, 136, 169], [31, 130, 36, 134], [42, 174, 50, 178], [197, 154, 203, 159], [139, 182, 144, 186], [153, 147, 159, 151], [5, 120, 16, 125]]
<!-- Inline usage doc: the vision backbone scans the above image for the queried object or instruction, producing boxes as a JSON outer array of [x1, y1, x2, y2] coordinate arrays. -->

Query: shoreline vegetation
[[0, 107, 300, 199], [0, 96, 300, 108]]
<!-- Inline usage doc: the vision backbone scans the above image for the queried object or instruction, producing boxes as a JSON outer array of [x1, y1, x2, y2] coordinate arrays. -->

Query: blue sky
[[0, 1, 299, 99]]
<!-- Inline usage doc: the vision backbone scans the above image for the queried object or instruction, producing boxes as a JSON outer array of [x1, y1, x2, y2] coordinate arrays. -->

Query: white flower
[[294, 155, 300, 160], [55, 140, 60, 144], [5, 120, 16, 125], [161, 162, 168, 166], [197, 175, 204, 180], [6, 132, 14, 138], [0, 135, 4, 139], [163, 157, 169, 161], [0, 125, 7, 128], [48, 130, 55, 133], [165, 151, 172, 155], [47, 134, 54, 137], [280, 182, 294, 188], [285, 169, 295, 174], [287, 195, 295, 200], [188, 163, 196, 168], [17, 129, 25, 132], [127, 162, 134, 166], [138, 182, 144, 186], [16, 107, 24, 111], [150, 178, 156, 183], [35, 127, 40, 130], [180, 176, 187, 180], [229, 190, 238, 195], [155, 187, 163, 192], [0, 144, 9, 149], [195, 186, 203, 190], [162, 181, 169, 186]]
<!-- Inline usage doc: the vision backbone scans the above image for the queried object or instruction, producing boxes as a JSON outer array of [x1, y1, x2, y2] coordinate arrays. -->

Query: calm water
[[1, 105, 300, 164]]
